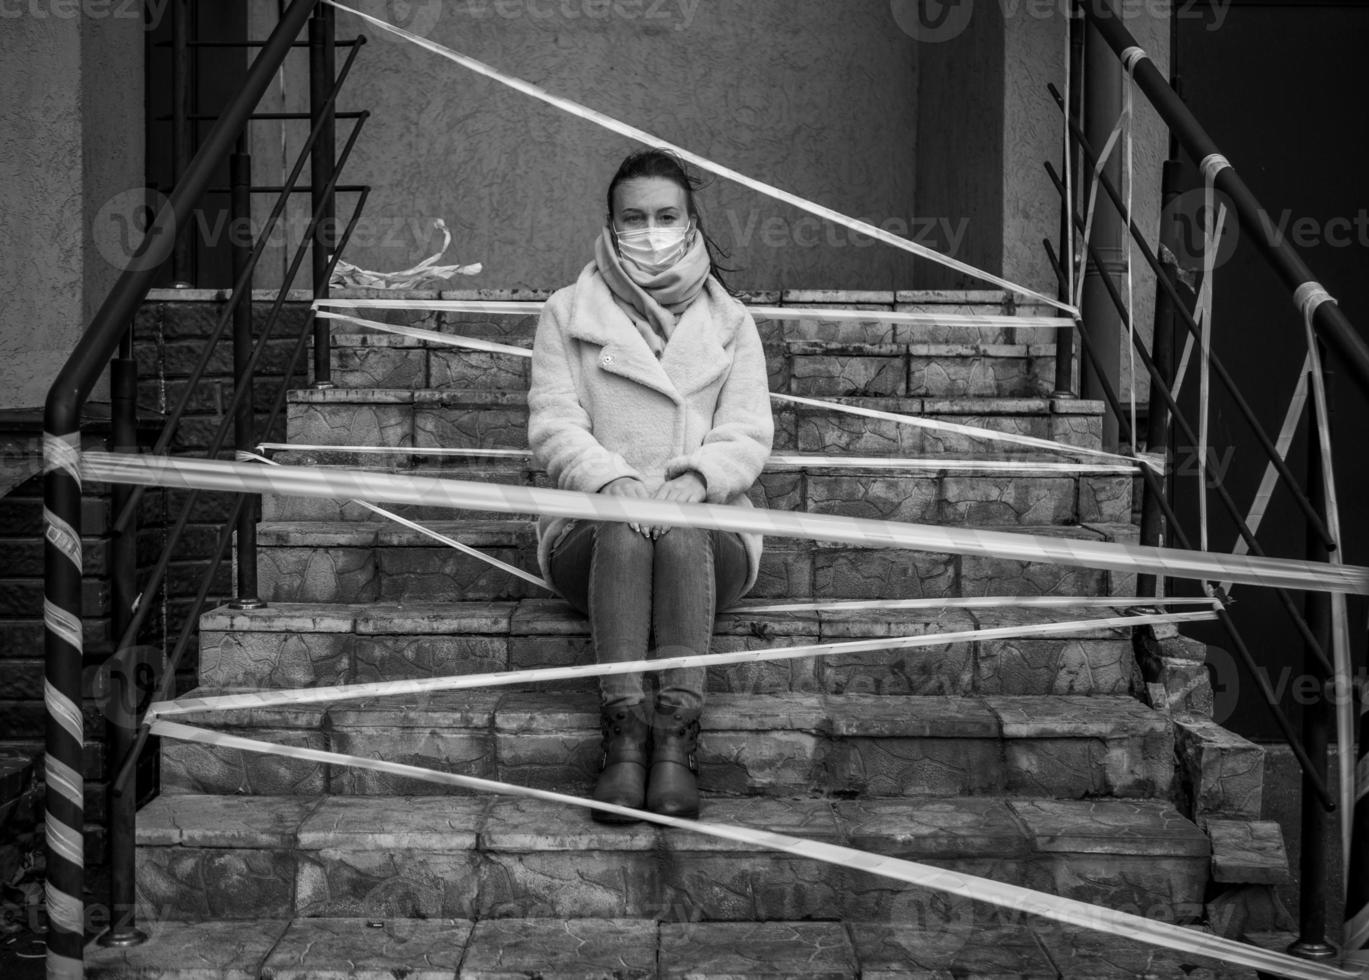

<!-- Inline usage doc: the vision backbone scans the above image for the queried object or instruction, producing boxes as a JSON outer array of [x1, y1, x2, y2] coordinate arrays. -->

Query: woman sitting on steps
[[527, 147, 774, 822]]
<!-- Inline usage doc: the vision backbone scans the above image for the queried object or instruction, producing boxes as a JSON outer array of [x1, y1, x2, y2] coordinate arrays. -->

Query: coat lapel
[[566, 267, 744, 404]]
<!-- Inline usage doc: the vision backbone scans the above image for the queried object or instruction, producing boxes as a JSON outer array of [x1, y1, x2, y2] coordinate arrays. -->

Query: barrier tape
[[79, 452, 1369, 595], [312, 296, 1077, 330], [740, 595, 1221, 614], [1218, 358, 1309, 597], [301, 306, 1150, 472], [771, 393, 1153, 472], [238, 450, 551, 591], [254, 442, 1135, 475], [323, 0, 1077, 316], [1294, 284, 1358, 887], [315, 309, 532, 357], [148, 718, 1365, 980], [147, 608, 1216, 719], [257, 443, 533, 458]]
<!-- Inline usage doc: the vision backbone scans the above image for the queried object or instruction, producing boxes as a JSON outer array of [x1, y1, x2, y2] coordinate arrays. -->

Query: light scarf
[[593, 225, 711, 357]]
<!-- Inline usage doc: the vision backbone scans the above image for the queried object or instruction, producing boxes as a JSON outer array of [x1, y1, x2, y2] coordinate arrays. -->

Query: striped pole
[[1346, 692, 1369, 965], [44, 429, 86, 979]]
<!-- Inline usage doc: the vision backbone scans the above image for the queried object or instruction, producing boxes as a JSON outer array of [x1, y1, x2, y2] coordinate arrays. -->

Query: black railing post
[[230, 137, 264, 610], [1137, 158, 1184, 596], [1289, 352, 1338, 963], [98, 335, 147, 950], [309, 2, 337, 388], [171, 0, 193, 284]]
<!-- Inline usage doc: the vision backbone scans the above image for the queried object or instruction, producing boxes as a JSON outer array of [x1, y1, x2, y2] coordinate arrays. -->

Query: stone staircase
[[87, 290, 1281, 978]]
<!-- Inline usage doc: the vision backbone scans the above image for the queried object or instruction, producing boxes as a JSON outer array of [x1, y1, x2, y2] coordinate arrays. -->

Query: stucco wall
[[0, 5, 143, 411], [251, 0, 922, 293], [1002, 3, 1170, 401]]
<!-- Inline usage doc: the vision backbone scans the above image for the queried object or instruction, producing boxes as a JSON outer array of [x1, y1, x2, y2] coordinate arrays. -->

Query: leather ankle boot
[[647, 700, 701, 818], [591, 703, 649, 823]]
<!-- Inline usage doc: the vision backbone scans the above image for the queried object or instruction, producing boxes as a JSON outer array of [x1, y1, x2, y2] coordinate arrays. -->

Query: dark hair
[[605, 148, 738, 295]]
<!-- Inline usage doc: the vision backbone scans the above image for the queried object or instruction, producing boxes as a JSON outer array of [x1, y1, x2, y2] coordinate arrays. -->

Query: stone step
[[331, 330, 1058, 399], [158, 691, 1173, 800], [83, 915, 1262, 979], [197, 600, 1141, 698], [286, 389, 1105, 457], [322, 287, 1060, 344], [258, 455, 1133, 527], [129, 794, 1207, 926], [254, 518, 1140, 603]]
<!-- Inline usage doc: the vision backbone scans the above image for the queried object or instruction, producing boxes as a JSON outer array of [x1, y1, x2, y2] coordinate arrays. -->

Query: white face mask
[[614, 222, 693, 274]]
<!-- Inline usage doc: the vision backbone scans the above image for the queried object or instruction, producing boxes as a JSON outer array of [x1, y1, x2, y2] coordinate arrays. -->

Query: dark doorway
[[1170, 0, 1368, 740]]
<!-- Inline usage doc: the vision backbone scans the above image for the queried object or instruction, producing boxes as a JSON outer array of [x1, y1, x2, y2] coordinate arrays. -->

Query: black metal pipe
[[1043, 238, 1336, 808], [105, 123, 371, 664], [1288, 350, 1337, 961], [310, 4, 337, 387], [112, 493, 249, 795], [41, 8, 323, 974], [46, 0, 322, 431], [1136, 158, 1184, 597], [113, 193, 369, 796], [171, 0, 192, 283], [1083, 0, 1369, 400], [230, 140, 262, 610], [1048, 180, 1337, 677], [112, 58, 367, 533], [1046, 83, 1337, 550], [99, 350, 147, 949]]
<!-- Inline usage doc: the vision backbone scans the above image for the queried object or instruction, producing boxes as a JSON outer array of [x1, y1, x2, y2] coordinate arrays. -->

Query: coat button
[[601, 353, 614, 366]]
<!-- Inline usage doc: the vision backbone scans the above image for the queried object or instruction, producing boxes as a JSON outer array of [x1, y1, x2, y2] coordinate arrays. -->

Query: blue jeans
[[546, 520, 750, 711]]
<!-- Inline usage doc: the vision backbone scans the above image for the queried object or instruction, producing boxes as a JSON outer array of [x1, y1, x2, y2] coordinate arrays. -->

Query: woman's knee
[[654, 525, 710, 563]]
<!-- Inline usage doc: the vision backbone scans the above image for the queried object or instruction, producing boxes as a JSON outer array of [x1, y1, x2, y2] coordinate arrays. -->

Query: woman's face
[[611, 176, 690, 232]]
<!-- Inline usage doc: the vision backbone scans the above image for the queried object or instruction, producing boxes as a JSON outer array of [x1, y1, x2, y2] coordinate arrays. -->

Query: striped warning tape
[[146, 608, 1216, 719], [79, 452, 1369, 595], [148, 718, 1366, 980]]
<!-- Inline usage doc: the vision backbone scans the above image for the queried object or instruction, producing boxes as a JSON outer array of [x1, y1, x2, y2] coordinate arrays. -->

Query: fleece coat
[[527, 260, 775, 592]]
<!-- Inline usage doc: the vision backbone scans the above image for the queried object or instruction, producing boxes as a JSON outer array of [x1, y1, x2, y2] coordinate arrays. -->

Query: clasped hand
[[600, 472, 706, 539]]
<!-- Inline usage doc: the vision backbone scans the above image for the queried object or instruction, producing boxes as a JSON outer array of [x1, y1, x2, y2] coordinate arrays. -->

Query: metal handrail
[[42, 1, 342, 972], [1071, 0, 1364, 959], [1082, 0, 1369, 398]]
